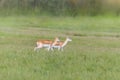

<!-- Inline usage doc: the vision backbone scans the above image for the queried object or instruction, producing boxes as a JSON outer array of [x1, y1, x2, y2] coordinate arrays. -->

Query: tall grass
[[0, 16, 120, 80]]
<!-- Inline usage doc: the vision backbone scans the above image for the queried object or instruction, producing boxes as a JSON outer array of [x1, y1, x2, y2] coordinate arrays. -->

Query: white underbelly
[[43, 44, 50, 48], [53, 46, 60, 48]]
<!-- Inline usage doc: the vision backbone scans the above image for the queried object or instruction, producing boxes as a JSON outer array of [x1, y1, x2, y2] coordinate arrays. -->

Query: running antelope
[[34, 37, 60, 51], [52, 37, 72, 51]]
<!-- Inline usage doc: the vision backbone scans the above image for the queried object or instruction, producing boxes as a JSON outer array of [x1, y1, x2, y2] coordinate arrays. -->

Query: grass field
[[0, 16, 120, 80]]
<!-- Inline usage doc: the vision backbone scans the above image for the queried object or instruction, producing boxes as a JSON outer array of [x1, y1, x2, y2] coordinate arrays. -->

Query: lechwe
[[34, 37, 60, 51], [52, 37, 72, 51]]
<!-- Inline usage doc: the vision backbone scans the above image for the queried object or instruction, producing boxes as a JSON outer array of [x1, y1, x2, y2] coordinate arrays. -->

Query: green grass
[[0, 16, 120, 80]]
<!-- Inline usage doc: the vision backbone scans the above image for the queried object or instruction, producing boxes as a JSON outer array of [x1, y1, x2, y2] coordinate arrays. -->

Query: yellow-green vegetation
[[0, 16, 120, 80]]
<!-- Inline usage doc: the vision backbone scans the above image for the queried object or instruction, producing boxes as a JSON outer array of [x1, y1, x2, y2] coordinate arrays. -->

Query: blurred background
[[0, 0, 120, 16]]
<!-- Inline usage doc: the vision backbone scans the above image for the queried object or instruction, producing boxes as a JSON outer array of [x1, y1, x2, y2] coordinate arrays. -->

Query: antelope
[[52, 37, 72, 51], [34, 37, 60, 51]]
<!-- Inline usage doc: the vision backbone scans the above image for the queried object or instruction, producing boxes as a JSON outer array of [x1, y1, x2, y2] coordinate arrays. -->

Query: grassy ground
[[0, 16, 120, 80]]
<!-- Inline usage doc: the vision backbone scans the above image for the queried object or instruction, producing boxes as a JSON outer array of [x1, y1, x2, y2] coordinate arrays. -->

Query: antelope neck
[[62, 39, 68, 47]]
